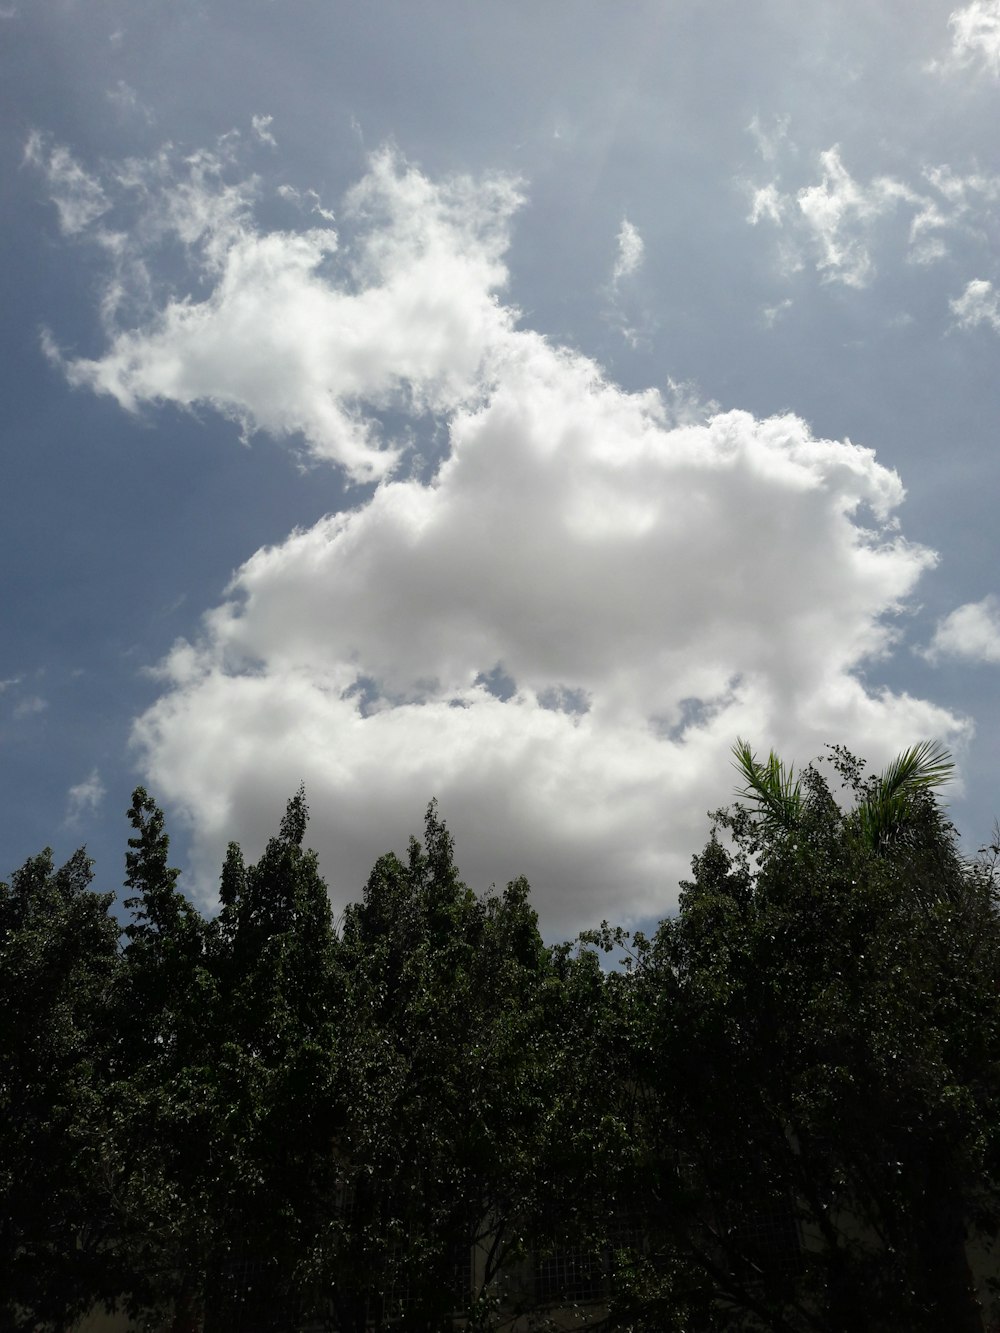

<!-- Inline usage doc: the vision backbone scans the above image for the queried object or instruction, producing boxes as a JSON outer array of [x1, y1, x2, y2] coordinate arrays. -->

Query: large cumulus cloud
[[133, 338, 961, 934], [37, 133, 967, 934]]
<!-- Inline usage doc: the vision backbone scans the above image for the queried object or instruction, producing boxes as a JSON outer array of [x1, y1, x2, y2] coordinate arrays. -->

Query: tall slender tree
[[0, 847, 119, 1332], [334, 802, 566, 1332], [207, 788, 340, 1333], [111, 788, 218, 1332]]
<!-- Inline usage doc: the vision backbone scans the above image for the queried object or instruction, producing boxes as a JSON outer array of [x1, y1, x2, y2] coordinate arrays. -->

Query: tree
[[110, 788, 219, 1332], [206, 787, 340, 1333], [333, 802, 565, 1332], [623, 744, 1000, 1332], [731, 738, 955, 849], [0, 847, 120, 1332]]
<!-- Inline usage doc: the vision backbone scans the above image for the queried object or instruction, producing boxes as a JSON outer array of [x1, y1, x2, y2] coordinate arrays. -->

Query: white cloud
[[107, 81, 153, 124], [611, 217, 644, 285], [750, 145, 1000, 287], [948, 1, 1000, 75], [925, 596, 1000, 664], [747, 113, 791, 164], [13, 695, 47, 719], [132, 330, 962, 936], [748, 183, 785, 227], [109, 141, 258, 268], [761, 298, 793, 328], [606, 217, 651, 346], [43, 142, 523, 481], [65, 769, 107, 826], [796, 147, 917, 288], [44, 140, 966, 934], [251, 114, 277, 147], [277, 183, 336, 222], [25, 132, 109, 235], [951, 277, 1000, 329]]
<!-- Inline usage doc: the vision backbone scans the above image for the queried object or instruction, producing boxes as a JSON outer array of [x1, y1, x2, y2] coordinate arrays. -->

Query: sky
[[2, 0, 1000, 939]]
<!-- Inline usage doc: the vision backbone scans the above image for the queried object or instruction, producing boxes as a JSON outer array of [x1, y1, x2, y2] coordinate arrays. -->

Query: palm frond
[[876, 740, 954, 800], [857, 740, 953, 849], [732, 738, 802, 831]]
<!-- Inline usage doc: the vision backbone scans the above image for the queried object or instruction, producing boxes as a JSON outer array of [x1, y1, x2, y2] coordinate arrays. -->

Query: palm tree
[[732, 737, 954, 849]]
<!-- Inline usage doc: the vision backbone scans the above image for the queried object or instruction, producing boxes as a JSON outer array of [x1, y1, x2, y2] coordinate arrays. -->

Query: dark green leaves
[[4, 751, 998, 1333]]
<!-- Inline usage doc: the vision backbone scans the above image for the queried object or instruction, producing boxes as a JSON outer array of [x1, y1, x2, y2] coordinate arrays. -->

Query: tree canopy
[[2, 743, 999, 1332]]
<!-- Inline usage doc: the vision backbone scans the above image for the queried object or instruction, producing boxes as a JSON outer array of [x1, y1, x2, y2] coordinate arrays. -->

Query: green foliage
[[2, 744, 998, 1333], [733, 735, 955, 851], [732, 738, 804, 833], [0, 847, 120, 1331], [333, 801, 559, 1331], [111, 788, 219, 1328], [854, 738, 954, 850], [623, 743, 1000, 1332], [206, 786, 340, 1332]]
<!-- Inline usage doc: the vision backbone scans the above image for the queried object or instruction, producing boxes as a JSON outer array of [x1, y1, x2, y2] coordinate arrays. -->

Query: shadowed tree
[[0, 847, 120, 1333], [111, 788, 218, 1332], [620, 744, 1000, 1332], [333, 801, 567, 1332], [206, 786, 340, 1333]]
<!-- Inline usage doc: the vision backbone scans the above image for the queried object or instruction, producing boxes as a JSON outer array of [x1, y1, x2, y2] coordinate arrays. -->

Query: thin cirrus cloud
[[35, 132, 968, 933], [605, 216, 649, 349], [24, 132, 109, 236]]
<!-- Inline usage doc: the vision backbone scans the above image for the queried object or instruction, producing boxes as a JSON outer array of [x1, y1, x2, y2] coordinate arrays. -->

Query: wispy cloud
[[951, 277, 1000, 330], [251, 113, 277, 147], [754, 145, 917, 288], [948, 1, 1000, 76], [65, 769, 106, 826], [107, 81, 154, 124], [606, 217, 651, 347], [748, 140, 1000, 287], [761, 298, 793, 328], [13, 694, 47, 719], [747, 113, 791, 164], [611, 217, 644, 286], [277, 183, 336, 222], [24, 132, 109, 235], [748, 182, 785, 227]]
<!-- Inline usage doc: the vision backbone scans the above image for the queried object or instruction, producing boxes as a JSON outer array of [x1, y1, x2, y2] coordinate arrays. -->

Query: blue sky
[[3, 0, 999, 936]]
